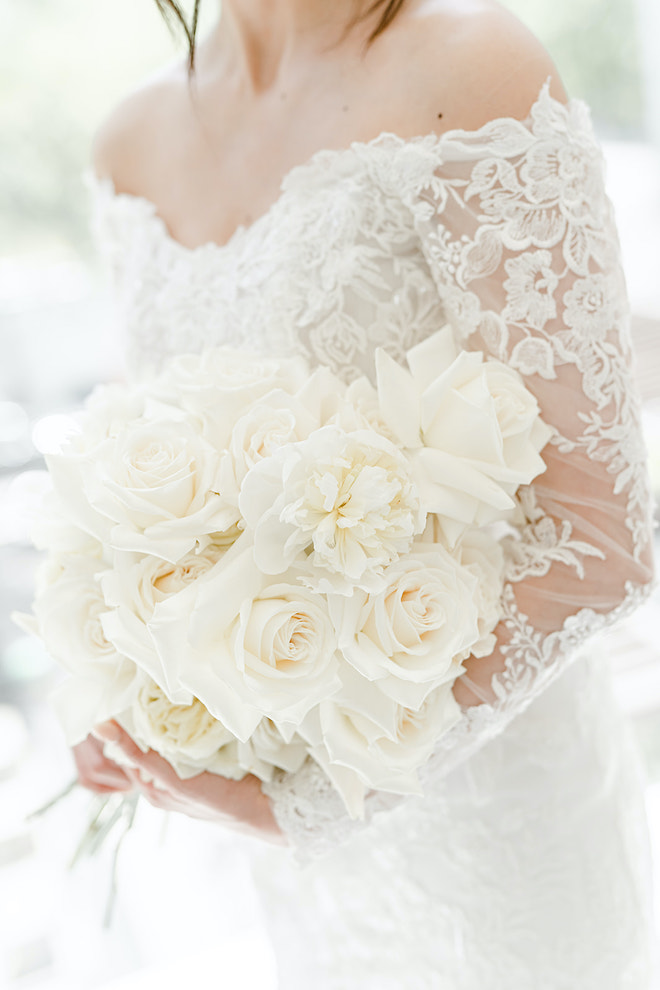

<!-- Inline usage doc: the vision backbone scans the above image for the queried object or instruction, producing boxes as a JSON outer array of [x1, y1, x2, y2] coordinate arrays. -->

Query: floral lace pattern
[[86, 81, 657, 987]]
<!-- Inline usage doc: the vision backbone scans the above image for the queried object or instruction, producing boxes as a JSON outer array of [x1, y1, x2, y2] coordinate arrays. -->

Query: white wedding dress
[[85, 84, 658, 988]]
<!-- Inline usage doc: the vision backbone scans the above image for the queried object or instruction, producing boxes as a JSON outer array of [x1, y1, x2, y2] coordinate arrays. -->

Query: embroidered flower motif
[[521, 141, 595, 209], [563, 274, 618, 340], [509, 337, 556, 379], [503, 250, 559, 328], [308, 314, 367, 373]]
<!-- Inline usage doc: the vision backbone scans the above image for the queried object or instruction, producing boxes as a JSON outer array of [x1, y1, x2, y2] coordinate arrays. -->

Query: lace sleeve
[[264, 86, 656, 866]]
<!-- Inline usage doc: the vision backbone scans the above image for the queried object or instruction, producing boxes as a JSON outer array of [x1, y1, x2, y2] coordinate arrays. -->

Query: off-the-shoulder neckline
[[84, 82, 590, 258]]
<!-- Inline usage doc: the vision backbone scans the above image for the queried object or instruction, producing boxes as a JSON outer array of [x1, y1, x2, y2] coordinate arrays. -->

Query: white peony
[[239, 424, 424, 594], [328, 543, 480, 709], [375, 326, 552, 546]]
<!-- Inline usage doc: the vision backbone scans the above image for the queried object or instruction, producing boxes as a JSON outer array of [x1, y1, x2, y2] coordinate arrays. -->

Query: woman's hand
[[73, 733, 134, 794], [91, 721, 289, 847]]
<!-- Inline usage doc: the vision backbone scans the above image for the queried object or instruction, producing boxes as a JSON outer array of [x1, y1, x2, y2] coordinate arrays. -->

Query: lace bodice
[[85, 82, 655, 865]]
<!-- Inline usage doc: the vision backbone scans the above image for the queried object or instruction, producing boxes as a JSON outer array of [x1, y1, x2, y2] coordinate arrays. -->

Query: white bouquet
[[18, 327, 551, 820]]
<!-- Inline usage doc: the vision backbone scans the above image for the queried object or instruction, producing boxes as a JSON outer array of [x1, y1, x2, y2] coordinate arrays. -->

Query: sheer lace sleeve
[[262, 85, 656, 865]]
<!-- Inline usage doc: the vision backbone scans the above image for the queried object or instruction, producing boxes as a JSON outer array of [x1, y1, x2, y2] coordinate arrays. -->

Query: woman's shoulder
[[90, 60, 190, 196], [91, 0, 569, 193], [386, 0, 569, 135]]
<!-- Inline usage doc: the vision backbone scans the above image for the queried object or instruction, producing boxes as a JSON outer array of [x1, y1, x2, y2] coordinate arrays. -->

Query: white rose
[[161, 347, 311, 448], [239, 424, 424, 595], [375, 326, 552, 546], [40, 385, 160, 546], [218, 365, 350, 506], [100, 541, 235, 702], [29, 487, 106, 558], [234, 579, 341, 719], [326, 376, 399, 442], [31, 556, 118, 675], [51, 413, 240, 563], [299, 665, 461, 818], [481, 362, 552, 487], [289, 364, 350, 427], [362, 681, 460, 779], [124, 678, 247, 780], [219, 389, 320, 506], [329, 544, 480, 709], [6, 472, 102, 559], [236, 718, 309, 782], [149, 546, 341, 738], [103, 541, 237, 620], [79, 381, 153, 445], [28, 555, 139, 743], [451, 528, 505, 658], [46, 369, 224, 549]]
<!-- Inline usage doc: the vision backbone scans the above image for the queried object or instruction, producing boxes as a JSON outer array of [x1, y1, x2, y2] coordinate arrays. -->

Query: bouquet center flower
[[242, 425, 424, 593]]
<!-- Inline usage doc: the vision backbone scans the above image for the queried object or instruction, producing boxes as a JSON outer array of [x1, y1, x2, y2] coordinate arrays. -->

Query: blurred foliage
[[0, 0, 194, 255], [0, 0, 646, 258], [504, 0, 644, 137]]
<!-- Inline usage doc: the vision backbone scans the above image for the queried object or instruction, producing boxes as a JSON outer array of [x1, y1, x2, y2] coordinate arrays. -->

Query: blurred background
[[1, 0, 659, 987]]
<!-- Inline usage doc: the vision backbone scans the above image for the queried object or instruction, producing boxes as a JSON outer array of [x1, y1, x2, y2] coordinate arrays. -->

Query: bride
[[72, 0, 657, 985]]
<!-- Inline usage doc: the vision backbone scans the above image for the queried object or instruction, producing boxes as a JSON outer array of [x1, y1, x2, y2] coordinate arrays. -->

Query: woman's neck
[[212, 0, 372, 91]]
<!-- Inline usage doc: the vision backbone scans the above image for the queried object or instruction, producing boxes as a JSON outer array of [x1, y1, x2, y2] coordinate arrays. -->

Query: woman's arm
[[259, 67, 655, 863], [75, 721, 289, 845]]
